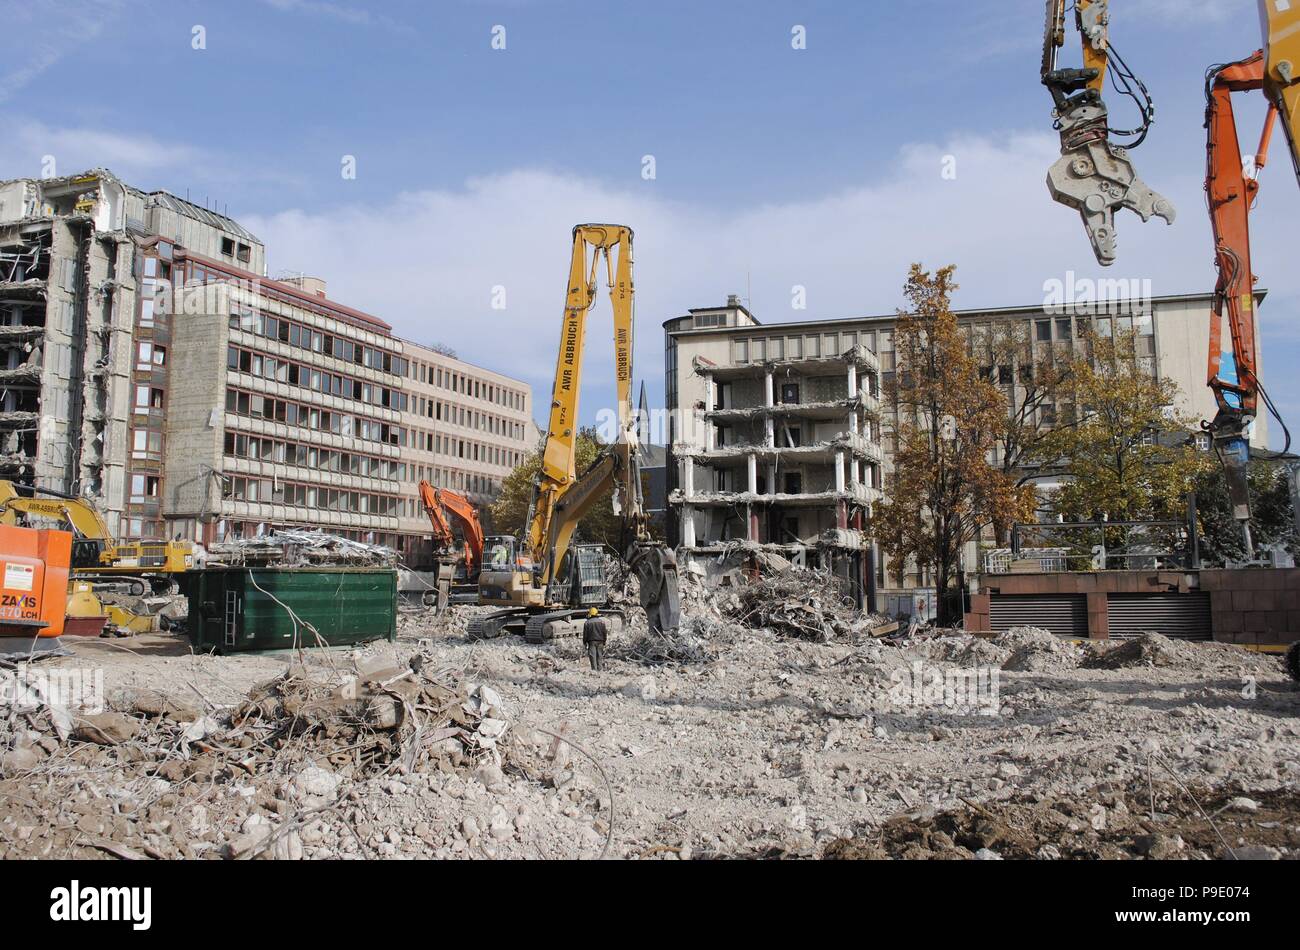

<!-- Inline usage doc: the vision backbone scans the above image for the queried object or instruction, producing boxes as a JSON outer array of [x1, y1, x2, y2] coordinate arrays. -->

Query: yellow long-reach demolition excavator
[[469, 224, 680, 644]]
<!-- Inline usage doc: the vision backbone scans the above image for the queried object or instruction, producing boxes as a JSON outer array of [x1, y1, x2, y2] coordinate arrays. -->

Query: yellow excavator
[[470, 224, 680, 643], [0, 480, 197, 635]]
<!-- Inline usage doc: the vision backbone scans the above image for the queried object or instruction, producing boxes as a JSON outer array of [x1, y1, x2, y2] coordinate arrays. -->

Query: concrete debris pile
[[723, 568, 875, 642], [0, 653, 518, 859], [208, 530, 396, 568], [822, 781, 1300, 861], [1, 655, 507, 786], [1081, 631, 1211, 670], [996, 626, 1086, 673]]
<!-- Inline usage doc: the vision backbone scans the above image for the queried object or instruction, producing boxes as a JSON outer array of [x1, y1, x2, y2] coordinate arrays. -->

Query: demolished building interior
[[671, 344, 884, 603]]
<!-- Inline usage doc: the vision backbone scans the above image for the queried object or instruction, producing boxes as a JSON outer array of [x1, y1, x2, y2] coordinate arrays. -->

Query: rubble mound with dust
[[1083, 631, 1282, 675], [0, 656, 514, 859], [722, 568, 880, 642], [821, 781, 1300, 860], [996, 626, 1085, 672]]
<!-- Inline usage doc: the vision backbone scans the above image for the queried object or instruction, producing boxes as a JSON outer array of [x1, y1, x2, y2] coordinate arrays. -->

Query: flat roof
[[663, 289, 1260, 335], [178, 250, 392, 333]]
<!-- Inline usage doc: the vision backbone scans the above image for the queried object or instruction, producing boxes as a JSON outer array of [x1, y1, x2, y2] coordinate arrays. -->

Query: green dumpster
[[182, 567, 397, 653]]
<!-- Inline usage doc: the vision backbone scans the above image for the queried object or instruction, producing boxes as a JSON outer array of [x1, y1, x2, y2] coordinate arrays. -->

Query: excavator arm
[[1202, 48, 1289, 559], [1259, 0, 1300, 183], [519, 224, 679, 635], [1041, 0, 1175, 264], [417, 480, 456, 551], [434, 488, 484, 578], [526, 224, 636, 579]]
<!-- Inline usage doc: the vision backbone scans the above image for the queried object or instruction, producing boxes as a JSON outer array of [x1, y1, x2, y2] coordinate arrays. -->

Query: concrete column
[[849, 408, 859, 437], [682, 456, 694, 497], [835, 449, 845, 492], [847, 363, 858, 399], [681, 505, 696, 548], [703, 373, 715, 451], [849, 456, 859, 489], [764, 369, 775, 448], [747, 453, 758, 494], [767, 461, 777, 496]]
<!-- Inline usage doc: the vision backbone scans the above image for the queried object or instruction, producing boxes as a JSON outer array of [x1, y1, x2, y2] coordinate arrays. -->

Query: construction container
[[181, 567, 396, 653]]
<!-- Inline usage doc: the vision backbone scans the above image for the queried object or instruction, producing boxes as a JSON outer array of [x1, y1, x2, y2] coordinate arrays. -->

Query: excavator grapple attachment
[[629, 542, 680, 636], [1046, 99, 1175, 266]]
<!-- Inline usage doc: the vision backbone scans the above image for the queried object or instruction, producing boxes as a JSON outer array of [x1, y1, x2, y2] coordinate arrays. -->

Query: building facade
[[0, 168, 533, 566], [664, 290, 1268, 600], [663, 296, 884, 603]]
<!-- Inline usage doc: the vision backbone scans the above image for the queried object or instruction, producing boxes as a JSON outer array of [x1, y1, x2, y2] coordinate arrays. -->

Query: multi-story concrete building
[[395, 340, 534, 567], [664, 289, 1268, 602], [663, 296, 885, 603], [0, 168, 533, 565]]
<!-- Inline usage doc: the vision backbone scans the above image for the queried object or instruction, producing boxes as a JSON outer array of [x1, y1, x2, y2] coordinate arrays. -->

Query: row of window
[[418, 465, 501, 497], [228, 310, 408, 378], [227, 475, 402, 516], [409, 358, 526, 413], [410, 429, 523, 468], [227, 345, 410, 411], [224, 387, 409, 447], [415, 394, 526, 441], [223, 431, 404, 480]]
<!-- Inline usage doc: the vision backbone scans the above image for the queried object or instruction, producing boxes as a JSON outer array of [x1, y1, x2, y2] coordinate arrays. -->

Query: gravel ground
[[1, 605, 1297, 860]]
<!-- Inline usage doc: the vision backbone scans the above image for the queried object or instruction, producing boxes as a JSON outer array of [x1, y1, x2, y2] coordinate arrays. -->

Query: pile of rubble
[[722, 568, 879, 642], [0, 655, 510, 859], [207, 530, 397, 568]]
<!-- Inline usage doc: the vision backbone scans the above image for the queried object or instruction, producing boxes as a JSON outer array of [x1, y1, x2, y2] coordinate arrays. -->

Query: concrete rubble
[[1, 577, 1297, 860]]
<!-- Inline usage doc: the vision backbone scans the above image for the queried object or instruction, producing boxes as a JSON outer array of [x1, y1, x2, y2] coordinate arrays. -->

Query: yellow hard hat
[[588, 607, 599, 617]]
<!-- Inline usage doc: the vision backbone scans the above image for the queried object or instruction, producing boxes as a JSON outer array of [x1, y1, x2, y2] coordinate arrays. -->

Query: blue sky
[[2, 0, 1296, 449]]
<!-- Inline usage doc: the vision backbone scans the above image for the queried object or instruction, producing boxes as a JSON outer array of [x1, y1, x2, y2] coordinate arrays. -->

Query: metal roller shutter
[[989, 593, 1088, 638], [1106, 592, 1212, 641]]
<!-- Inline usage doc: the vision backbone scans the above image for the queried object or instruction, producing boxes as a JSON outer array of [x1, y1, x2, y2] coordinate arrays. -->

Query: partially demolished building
[[0, 171, 203, 532], [0, 168, 532, 561], [664, 297, 884, 604], [665, 291, 1269, 607]]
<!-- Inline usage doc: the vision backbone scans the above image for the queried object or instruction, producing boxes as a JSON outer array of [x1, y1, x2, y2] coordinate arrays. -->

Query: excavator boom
[[473, 224, 679, 641]]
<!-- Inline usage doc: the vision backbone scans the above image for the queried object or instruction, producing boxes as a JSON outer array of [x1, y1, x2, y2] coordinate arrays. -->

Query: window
[[1035, 320, 1052, 342], [780, 383, 800, 405], [221, 237, 235, 257], [1055, 318, 1071, 340]]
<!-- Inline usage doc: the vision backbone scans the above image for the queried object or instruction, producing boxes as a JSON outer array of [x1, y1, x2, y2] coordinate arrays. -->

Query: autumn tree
[[874, 265, 1035, 625], [970, 321, 1074, 542], [1044, 330, 1210, 543], [490, 426, 624, 550]]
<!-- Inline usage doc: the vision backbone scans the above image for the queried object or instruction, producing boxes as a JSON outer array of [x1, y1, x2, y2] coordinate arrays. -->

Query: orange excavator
[[1202, 39, 1297, 564], [418, 480, 485, 607]]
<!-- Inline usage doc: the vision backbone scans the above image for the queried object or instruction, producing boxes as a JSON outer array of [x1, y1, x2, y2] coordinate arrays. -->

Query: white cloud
[[0, 116, 204, 178], [245, 130, 1276, 423]]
